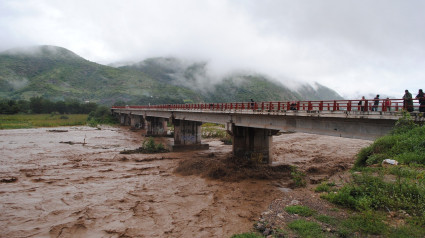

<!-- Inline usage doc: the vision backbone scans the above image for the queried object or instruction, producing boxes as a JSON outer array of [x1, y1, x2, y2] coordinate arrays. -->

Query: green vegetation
[[0, 97, 97, 114], [284, 205, 316, 217], [322, 171, 425, 215], [201, 123, 227, 138], [0, 45, 342, 105], [317, 116, 425, 237], [287, 219, 324, 238], [120, 137, 168, 154], [290, 166, 307, 187], [314, 214, 337, 225], [233, 116, 425, 238], [87, 106, 117, 127], [355, 113, 425, 167], [0, 114, 88, 129], [314, 181, 336, 193], [340, 212, 388, 235], [230, 233, 263, 238]]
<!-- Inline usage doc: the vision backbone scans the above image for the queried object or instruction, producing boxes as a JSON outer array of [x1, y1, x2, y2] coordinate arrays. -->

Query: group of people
[[358, 89, 425, 112], [403, 89, 425, 112], [357, 95, 390, 112]]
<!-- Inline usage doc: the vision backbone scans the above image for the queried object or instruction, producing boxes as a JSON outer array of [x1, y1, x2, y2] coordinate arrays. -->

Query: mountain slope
[[0, 45, 342, 105]]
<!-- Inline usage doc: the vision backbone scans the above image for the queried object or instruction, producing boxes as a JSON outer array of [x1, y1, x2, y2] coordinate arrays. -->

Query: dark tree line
[[0, 97, 98, 114]]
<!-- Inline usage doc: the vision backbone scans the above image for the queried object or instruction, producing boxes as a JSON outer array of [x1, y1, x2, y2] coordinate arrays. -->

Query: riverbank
[[0, 114, 88, 129]]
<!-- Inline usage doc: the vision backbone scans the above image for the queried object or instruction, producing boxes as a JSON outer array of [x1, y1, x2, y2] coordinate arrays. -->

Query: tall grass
[[0, 114, 88, 129], [355, 116, 425, 167], [319, 115, 425, 237]]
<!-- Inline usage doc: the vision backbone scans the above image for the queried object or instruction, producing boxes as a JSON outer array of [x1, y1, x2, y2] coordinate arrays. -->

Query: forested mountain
[[0, 45, 342, 105]]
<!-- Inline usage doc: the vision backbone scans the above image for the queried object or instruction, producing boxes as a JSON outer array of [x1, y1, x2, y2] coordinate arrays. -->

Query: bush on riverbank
[[120, 137, 168, 154], [355, 113, 425, 167], [86, 106, 117, 126]]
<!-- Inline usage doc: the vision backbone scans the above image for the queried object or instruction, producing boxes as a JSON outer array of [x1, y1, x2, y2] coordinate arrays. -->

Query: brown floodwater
[[0, 126, 284, 238], [0, 126, 371, 238]]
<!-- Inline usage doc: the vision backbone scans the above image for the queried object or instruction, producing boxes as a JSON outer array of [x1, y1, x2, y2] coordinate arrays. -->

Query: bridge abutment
[[231, 125, 278, 164], [172, 119, 209, 151], [146, 117, 168, 136]]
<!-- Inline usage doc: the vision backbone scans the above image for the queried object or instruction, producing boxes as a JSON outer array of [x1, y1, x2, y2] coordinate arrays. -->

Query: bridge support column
[[231, 125, 278, 164], [119, 114, 131, 126], [172, 119, 209, 151], [130, 115, 142, 129], [140, 116, 147, 129], [146, 117, 168, 136]]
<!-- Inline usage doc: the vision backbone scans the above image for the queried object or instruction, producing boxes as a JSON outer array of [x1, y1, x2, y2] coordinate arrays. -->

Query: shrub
[[290, 166, 307, 187], [314, 181, 336, 193], [120, 137, 168, 154], [87, 106, 117, 126], [142, 137, 166, 153]]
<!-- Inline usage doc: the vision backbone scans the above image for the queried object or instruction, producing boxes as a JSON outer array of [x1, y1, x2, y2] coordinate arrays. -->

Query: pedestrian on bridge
[[416, 89, 425, 113], [403, 90, 413, 112], [358, 96, 365, 111], [372, 94, 380, 111], [384, 97, 391, 111]]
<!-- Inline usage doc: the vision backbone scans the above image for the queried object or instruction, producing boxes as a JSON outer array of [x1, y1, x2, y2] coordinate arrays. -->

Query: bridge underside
[[113, 109, 399, 164]]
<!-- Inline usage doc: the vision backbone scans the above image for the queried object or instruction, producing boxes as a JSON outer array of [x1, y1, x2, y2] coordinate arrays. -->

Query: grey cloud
[[1, 0, 424, 98]]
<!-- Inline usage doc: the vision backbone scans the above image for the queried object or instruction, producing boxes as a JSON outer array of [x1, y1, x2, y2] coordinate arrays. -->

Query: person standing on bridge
[[384, 97, 391, 111], [372, 94, 380, 111], [416, 89, 425, 112], [403, 90, 413, 112], [358, 96, 365, 111]]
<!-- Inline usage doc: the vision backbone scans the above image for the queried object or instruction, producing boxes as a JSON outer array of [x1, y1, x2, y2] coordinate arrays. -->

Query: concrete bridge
[[111, 99, 424, 164]]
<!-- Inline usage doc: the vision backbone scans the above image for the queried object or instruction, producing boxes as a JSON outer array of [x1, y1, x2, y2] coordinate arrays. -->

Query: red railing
[[112, 98, 424, 113]]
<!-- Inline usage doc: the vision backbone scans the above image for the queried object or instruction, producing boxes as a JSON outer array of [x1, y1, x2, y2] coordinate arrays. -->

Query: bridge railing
[[112, 98, 423, 113]]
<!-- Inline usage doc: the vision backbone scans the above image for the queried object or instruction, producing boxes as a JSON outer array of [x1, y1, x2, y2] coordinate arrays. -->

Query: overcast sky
[[1, 0, 424, 98]]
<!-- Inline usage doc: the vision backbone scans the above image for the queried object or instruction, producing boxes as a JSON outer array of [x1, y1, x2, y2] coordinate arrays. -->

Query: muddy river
[[0, 126, 371, 237]]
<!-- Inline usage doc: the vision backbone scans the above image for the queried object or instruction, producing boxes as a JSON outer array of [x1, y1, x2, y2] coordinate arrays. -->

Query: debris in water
[[59, 141, 86, 145], [1, 177, 18, 183], [47, 130, 68, 132]]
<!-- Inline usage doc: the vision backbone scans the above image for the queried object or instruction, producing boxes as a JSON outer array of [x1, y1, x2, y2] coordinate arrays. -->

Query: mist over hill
[[0, 45, 342, 105]]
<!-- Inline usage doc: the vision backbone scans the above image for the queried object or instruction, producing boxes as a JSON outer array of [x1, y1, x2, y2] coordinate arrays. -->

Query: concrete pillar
[[125, 114, 131, 126], [120, 114, 127, 125], [172, 119, 209, 151], [130, 115, 141, 129], [146, 117, 168, 136], [231, 124, 278, 164], [140, 116, 147, 129]]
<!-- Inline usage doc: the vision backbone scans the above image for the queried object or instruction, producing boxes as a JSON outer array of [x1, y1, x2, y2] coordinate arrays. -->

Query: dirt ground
[[0, 127, 371, 237]]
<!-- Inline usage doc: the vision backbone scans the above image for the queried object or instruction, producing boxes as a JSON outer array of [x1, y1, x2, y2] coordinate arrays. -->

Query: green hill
[[0, 45, 342, 105]]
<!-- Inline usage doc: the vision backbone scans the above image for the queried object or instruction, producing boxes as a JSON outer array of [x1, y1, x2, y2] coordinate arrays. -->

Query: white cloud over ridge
[[1, 0, 424, 98]]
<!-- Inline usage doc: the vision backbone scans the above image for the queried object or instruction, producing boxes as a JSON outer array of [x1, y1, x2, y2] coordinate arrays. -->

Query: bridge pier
[[231, 125, 279, 164], [119, 114, 131, 126], [130, 115, 141, 129], [172, 119, 209, 151], [146, 116, 168, 136]]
